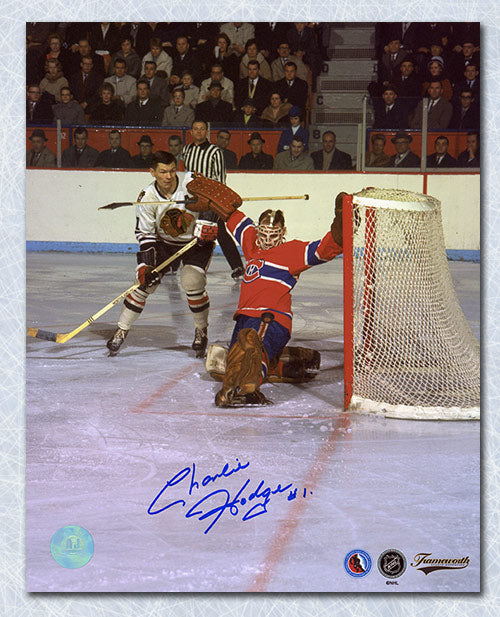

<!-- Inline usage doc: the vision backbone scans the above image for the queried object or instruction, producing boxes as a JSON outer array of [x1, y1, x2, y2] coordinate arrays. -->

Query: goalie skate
[[106, 327, 128, 356], [216, 390, 273, 408]]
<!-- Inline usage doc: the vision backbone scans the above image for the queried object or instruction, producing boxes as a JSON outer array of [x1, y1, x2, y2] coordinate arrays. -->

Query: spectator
[[410, 80, 453, 129], [453, 64, 480, 102], [39, 58, 69, 103], [388, 131, 421, 168], [275, 61, 309, 110], [450, 88, 479, 129], [167, 134, 183, 165], [131, 134, 155, 168], [426, 135, 457, 168], [68, 56, 103, 112], [260, 91, 292, 127], [365, 133, 390, 167], [254, 23, 290, 63], [219, 23, 255, 57], [142, 61, 170, 108], [52, 86, 86, 125], [104, 58, 137, 106], [373, 84, 409, 129], [238, 131, 274, 170], [182, 22, 219, 57], [179, 71, 199, 109], [216, 130, 238, 170], [421, 59, 453, 101], [239, 39, 272, 81], [40, 32, 73, 77], [27, 22, 58, 83], [62, 127, 99, 167], [124, 79, 163, 126], [88, 22, 122, 57], [94, 130, 133, 168], [286, 23, 321, 87], [274, 135, 314, 170], [232, 98, 261, 128], [369, 36, 409, 98], [198, 64, 235, 107], [109, 36, 141, 79], [394, 57, 421, 115], [121, 22, 163, 58], [209, 33, 239, 85], [457, 131, 480, 167], [195, 81, 233, 124], [450, 38, 480, 84], [235, 60, 273, 115], [270, 41, 308, 82], [162, 88, 195, 126], [66, 37, 105, 78], [277, 106, 309, 153], [170, 36, 200, 87], [141, 37, 173, 78], [26, 84, 54, 125], [88, 83, 124, 125], [27, 129, 56, 167], [311, 131, 353, 170]]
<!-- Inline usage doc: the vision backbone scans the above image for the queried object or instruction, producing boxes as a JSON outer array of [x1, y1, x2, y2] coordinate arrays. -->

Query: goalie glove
[[193, 220, 218, 245], [186, 173, 242, 221]]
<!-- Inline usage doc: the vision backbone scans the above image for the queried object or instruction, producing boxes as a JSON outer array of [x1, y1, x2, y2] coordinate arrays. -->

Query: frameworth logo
[[411, 553, 470, 575]]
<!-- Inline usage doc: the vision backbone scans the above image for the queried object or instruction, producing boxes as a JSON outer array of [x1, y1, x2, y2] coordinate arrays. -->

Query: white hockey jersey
[[135, 172, 203, 247]]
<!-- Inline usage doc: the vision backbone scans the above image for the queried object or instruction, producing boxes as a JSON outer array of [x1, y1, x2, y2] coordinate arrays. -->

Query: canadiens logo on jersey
[[244, 259, 265, 282], [160, 208, 195, 237]]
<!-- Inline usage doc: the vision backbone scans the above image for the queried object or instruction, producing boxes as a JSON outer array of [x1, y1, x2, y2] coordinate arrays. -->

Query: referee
[[182, 119, 244, 279]]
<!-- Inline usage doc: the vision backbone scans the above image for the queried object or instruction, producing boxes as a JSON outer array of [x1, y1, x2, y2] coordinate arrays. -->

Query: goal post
[[342, 188, 480, 420]]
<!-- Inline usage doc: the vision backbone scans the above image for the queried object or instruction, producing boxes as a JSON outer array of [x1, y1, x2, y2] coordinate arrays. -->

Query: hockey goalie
[[186, 174, 346, 407]]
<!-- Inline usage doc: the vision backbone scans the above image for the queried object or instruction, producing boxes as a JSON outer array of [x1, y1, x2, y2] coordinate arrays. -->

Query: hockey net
[[343, 188, 480, 420]]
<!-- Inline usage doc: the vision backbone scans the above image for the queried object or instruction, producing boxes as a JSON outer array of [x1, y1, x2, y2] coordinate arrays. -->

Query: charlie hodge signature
[[147, 458, 312, 534]]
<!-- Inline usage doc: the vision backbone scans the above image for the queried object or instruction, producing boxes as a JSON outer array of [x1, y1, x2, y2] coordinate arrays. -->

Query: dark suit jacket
[[94, 146, 133, 168], [238, 151, 274, 170], [254, 23, 291, 59], [88, 23, 122, 55], [275, 76, 309, 110], [124, 96, 164, 126], [69, 70, 103, 107], [26, 95, 54, 125], [171, 50, 201, 84], [62, 145, 99, 168], [221, 149, 238, 170], [373, 100, 409, 129], [457, 150, 480, 168], [449, 104, 480, 129], [378, 50, 409, 85], [426, 152, 457, 168], [311, 148, 353, 170], [195, 99, 234, 124], [235, 77, 273, 115], [389, 150, 421, 168], [231, 111, 262, 128]]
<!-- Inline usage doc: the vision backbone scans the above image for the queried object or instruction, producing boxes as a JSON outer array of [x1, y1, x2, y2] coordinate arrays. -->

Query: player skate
[[106, 327, 128, 356], [192, 326, 208, 358]]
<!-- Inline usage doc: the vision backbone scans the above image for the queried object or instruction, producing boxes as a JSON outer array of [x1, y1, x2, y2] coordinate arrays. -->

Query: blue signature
[[147, 459, 312, 534]]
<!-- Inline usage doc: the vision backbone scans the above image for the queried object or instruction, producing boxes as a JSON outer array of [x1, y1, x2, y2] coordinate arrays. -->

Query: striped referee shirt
[[182, 140, 226, 183]]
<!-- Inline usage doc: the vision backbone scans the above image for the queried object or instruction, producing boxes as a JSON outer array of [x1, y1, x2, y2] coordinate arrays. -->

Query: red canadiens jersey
[[227, 210, 342, 332]]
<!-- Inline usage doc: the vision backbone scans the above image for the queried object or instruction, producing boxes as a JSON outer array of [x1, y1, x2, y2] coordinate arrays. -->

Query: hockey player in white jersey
[[106, 151, 217, 358]]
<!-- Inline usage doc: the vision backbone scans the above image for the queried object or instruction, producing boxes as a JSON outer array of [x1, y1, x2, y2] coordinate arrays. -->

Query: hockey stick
[[27, 238, 198, 344], [99, 194, 310, 210]]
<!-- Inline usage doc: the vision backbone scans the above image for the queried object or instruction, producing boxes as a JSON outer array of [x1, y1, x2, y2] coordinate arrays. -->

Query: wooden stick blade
[[98, 202, 134, 210]]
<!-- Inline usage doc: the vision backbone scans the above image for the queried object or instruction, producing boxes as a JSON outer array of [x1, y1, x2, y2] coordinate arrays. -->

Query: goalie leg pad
[[215, 328, 265, 406], [268, 346, 321, 383]]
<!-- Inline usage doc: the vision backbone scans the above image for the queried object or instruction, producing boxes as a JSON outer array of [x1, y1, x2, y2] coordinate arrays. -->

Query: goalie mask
[[256, 209, 286, 250]]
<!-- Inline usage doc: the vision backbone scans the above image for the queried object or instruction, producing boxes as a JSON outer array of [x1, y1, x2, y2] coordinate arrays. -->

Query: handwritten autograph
[[147, 459, 312, 534]]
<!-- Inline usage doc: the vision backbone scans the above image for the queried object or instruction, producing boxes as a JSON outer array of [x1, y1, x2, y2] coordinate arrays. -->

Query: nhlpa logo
[[244, 259, 264, 283]]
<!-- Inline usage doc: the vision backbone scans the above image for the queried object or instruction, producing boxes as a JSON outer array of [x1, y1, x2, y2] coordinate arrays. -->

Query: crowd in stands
[[26, 22, 480, 170]]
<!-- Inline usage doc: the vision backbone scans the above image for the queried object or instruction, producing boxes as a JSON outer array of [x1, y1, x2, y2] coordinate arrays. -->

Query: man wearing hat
[[131, 135, 155, 169], [195, 81, 233, 124], [162, 88, 195, 126], [124, 79, 163, 126], [232, 98, 261, 128], [389, 131, 420, 168], [27, 129, 56, 168], [238, 132, 274, 170], [277, 106, 309, 153]]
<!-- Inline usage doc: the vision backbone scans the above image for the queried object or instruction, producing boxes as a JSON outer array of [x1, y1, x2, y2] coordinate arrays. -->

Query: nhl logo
[[377, 549, 407, 578]]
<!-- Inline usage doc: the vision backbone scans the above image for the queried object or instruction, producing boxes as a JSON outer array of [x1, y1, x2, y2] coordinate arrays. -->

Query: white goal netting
[[346, 188, 480, 420]]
